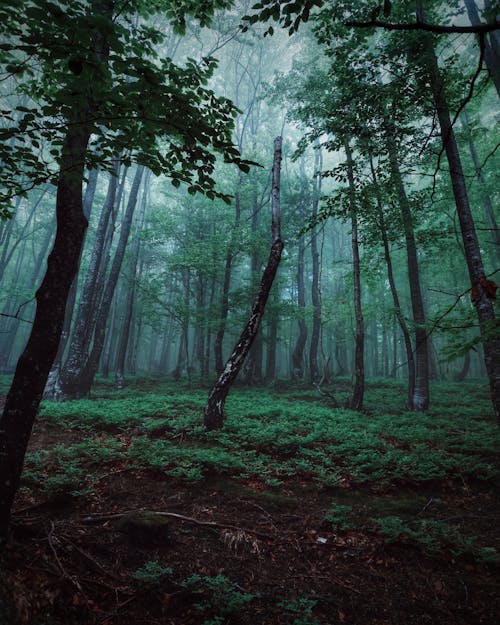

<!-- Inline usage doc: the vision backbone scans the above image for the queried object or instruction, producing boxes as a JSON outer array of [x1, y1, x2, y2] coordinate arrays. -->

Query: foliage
[[182, 574, 254, 622], [29, 379, 499, 501], [373, 516, 499, 564], [133, 561, 174, 587]]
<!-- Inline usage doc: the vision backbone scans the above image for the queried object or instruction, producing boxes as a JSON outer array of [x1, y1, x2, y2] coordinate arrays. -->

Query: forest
[[0, 0, 499, 623]]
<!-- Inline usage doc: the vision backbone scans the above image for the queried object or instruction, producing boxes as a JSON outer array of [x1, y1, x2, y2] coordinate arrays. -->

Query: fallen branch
[[81, 509, 274, 540]]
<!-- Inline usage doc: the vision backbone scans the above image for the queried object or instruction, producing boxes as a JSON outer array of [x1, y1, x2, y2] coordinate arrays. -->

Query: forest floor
[[0, 376, 499, 625]]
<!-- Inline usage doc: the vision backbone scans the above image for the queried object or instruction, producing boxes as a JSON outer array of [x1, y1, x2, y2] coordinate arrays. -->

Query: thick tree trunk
[[344, 138, 364, 410], [420, 27, 500, 426], [0, 121, 91, 540], [44, 166, 99, 399], [205, 137, 283, 429], [386, 130, 429, 411]]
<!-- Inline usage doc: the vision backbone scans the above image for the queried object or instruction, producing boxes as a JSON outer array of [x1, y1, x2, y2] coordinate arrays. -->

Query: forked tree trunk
[[418, 24, 500, 426], [204, 137, 283, 429]]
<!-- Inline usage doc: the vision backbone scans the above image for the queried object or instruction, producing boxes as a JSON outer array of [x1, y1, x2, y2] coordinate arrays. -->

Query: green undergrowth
[[24, 378, 498, 500]]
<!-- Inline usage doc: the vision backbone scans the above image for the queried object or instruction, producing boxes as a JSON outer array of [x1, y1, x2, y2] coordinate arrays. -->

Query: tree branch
[[345, 20, 500, 35]]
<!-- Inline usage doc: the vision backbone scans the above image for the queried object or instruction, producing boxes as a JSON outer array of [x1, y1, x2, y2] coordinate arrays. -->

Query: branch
[[345, 20, 500, 35]]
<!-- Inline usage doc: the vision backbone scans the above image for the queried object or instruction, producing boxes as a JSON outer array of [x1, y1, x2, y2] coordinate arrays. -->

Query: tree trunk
[[386, 128, 429, 411], [59, 160, 120, 396], [72, 166, 145, 397], [0, 121, 91, 540], [205, 137, 283, 429], [291, 235, 307, 378], [463, 0, 500, 96], [309, 142, 322, 384], [370, 154, 415, 406], [214, 186, 241, 375], [344, 138, 364, 410], [114, 172, 149, 389], [461, 112, 500, 266], [417, 11, 500, 426]]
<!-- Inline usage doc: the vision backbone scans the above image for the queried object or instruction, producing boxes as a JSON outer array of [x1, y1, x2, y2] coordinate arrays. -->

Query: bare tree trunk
[[291, 235, 307, 378], [0, 121, 92, 540], [214, 186, 241, 375], [417, 14, 500, 426], [309, 142, 322, 384], [344, 137, 364, 410], [463, 0, 500, 96], [461, 112, 500, 266], [114, 174, 148, 389], [369, 154, 415, 406], [59, 160, 120, 396], [386, 129, 429, 411], [72, 166, 145, 397], [205, 137, 283, 429]]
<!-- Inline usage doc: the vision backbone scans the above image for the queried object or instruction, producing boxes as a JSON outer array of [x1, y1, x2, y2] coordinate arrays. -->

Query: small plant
[[373, 516, 499, 563], [277, 598, 319, 625], [182, 574, 253, 620], [325, 504, 355, 531], [133, 561, 173, 586]]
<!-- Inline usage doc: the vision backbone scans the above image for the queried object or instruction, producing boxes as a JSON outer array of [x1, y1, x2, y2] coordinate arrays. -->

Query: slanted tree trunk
[[417, 17, 500, 426], [0, 0, 114, 540], [344, 137, 364, 410], [205, 137, 283, 429]]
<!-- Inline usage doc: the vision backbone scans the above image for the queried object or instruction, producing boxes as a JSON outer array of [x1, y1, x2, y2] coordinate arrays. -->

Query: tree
[[205, 136, 283, 429], [0, 0, 250, 542]]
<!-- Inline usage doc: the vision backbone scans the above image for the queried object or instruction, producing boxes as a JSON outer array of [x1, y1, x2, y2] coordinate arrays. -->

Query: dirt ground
[[1, 437, 499, 625]]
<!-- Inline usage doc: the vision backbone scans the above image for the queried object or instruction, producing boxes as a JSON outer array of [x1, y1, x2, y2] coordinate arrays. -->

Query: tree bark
[[0, 121, 91, 540], [309, 142, 322, 384], [71, 166, 145, 397], [418, 22, 500, 426], [463, 0, 500, 96], [291, 235, 307, 378], [369, 154, 415, 407], [205, 137, 283, 429], [386, 128, 429, 411], [344, 137, 364, 410]]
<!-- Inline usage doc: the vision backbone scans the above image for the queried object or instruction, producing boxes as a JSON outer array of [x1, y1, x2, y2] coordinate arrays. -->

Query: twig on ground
[[81, 509, 274, 540]]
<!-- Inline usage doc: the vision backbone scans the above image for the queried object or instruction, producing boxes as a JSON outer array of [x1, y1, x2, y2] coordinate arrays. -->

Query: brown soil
[[1, 424, 499, 625]]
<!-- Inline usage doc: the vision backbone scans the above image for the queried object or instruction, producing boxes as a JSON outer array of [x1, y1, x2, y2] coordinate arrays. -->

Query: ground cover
[[0, 377, 499, 624]]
